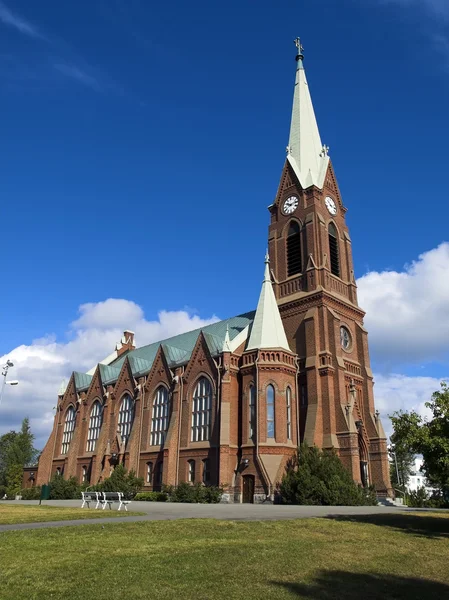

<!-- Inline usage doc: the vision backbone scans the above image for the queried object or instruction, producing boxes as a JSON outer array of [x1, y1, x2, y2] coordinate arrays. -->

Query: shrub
[[49, 475, 82, 500], [6, 464, 24, 499], [20, 486, 41, 500], [406, 486, 449, 509], [279, 443, 377, 506], [134, 491, 168, 502], [96, 465, 144, 499], [169, 482, 223, 504], [0, 485, 7, 498]]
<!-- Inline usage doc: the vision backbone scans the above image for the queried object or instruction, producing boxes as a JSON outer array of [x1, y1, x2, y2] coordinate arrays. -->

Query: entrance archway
[[242, 475, 255, 503]]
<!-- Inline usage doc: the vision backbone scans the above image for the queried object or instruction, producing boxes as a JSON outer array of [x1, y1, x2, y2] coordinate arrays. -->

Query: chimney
[[116, 330, 136, 357]]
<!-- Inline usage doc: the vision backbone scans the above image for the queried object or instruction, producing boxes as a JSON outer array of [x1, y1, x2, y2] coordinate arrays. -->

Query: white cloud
[[373, 373, 445, 438], [0, 300, 218, 448], [53, 63, 101, 91], [0, 2, 44, 39], [357, 242, 449, 365]]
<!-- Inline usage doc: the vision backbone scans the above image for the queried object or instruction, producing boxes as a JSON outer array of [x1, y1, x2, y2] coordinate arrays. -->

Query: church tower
[[268, 39, 391, 495]]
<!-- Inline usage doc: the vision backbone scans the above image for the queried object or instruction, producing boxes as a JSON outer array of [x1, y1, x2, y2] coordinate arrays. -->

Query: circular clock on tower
[[283, 196, 299, 215], [325, 196, 337, 216]]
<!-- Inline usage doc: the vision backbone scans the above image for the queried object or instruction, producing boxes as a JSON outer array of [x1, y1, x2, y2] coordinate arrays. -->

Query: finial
[[286, 144, 292, 155], [265, 250, 270, 264], [320, 144, 330, 157], [294, 37, 304, 61]]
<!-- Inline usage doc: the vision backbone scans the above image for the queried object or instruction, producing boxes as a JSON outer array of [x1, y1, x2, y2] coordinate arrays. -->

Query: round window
[[340, 326, 352, 351]]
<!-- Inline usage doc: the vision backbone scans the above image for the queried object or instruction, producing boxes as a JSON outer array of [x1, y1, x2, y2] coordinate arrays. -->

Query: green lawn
[[0, 512, 448, 599], [0, 503, 144, 524]]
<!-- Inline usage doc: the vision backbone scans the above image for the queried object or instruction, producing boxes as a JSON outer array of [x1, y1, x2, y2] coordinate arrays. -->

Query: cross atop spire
[[286, 36, 329, 190]]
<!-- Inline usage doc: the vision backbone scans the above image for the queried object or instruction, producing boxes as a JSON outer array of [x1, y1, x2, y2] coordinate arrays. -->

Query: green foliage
[[96, 465, 144, 499], [390, 382, 449, 493], [5, 464, 24, 499], [49, 475, 82, 500], [0, 419, 39, 488], [405, 486, 449, 509], [134, 491, 168, 502], [167, 482, 223, 503], [20, 486, 41, 500], [0, 485, 6, 498], [279, 444, 377, 506]]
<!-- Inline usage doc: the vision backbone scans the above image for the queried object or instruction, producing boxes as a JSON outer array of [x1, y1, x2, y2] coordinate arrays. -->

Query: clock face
[[283, 196, 299, 215], [325, 196, 337, 216], [340, 326, 351, 351]]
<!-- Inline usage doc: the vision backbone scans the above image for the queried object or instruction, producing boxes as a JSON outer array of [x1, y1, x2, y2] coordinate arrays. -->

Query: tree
[[279, 443, 377, 506], [0, 418, 39, 491], [388, 442, 415, 489], [390, 382, 449, 492]]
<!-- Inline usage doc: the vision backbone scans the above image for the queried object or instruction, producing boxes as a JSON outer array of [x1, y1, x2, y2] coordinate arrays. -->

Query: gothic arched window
[[86, 400, 102, 452], [266, 385, 275, 438], [286, 387, 292, 440], [249, 384, 256, 441], [118, 394, 134, 444], [61, 406, 76, 455], [151, 386, 170, 446], [191, 377, 212, 442], [328, 222, 340, 277], [287, 221, 302, 277]]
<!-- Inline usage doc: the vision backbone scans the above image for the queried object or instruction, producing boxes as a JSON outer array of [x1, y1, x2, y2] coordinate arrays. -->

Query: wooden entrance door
[[242, 475, 255, 503]]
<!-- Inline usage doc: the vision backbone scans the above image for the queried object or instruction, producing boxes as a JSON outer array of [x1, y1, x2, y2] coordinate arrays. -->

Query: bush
[[279, 443, 377, 506], [6, 464, 24, 499], [406, 486, 449, 509], [49, 475, 82, 499], [20, 486, 41, 500], [169, 482, 223, 504], [96, 465, 144, 499], [0, 485, 7, 499], [134, 491, 168, 502]]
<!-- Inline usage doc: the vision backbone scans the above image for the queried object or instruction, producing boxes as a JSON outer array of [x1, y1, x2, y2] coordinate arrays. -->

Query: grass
[[0, 503, 144, 524], [0, 512, 448, 599]]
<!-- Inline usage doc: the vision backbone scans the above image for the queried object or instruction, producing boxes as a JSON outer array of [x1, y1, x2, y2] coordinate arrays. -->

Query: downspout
[[254, 352, 271, 500], [175, 366, 185, 486], [136, 376, 146, 475], [213, 355, 222, 487]]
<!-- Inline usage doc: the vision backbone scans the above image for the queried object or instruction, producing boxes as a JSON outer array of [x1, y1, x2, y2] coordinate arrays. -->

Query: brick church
[[34, 40, 392, 502]]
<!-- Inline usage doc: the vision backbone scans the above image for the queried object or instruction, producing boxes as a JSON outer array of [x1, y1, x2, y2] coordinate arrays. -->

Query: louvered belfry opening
[[287, 221, 302, 277], [328, 222, 340, 277]]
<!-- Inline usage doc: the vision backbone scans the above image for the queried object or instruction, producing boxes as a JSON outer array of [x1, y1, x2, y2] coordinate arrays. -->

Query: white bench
[[100, 491, 131, 511], [81, 491, 101, 509]]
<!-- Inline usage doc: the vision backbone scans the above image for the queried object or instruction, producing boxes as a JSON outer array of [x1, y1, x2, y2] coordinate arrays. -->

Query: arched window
[[202, 459, 210, 484], [188, 460, 195, 483], [86, 400, 102, 452], [118, 394, 134, 444], [191, 377, 212, 442], [151, 386, 170, 446], [61, 406, 76, 454], [328, 222, 340, 277], [266, 385, 275, 438], [286, 387, 292, 440], [249, 385, 256, 441], [287, 221, 302, 276], [146, 462, 153, 484]]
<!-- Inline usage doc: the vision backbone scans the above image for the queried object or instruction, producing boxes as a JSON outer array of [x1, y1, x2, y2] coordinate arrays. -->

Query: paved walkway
[[0, 499, 410, 532]]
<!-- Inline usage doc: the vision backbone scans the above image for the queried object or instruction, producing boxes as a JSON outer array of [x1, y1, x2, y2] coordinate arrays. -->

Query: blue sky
[[1, 0, 448, 445]]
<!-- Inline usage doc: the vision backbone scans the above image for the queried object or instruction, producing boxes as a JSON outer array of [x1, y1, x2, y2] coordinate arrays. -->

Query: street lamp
[[0, 360, 19, 409], [388, 444, 401, 486]]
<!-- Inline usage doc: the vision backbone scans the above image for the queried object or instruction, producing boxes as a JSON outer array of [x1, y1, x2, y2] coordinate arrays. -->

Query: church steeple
[[286, 37, 329, 190], [246, 254, 290, 351]]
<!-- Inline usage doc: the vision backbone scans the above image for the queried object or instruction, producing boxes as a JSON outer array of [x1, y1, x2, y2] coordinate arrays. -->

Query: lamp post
[[0, 360, 19, 410], [388, 444, 401, 486]]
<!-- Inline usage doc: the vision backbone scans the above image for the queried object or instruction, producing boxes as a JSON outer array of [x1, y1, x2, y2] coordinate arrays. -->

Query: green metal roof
[[99, 364, 122, 386], [111, 311, 254, 377], [74, 371, 93, 391]]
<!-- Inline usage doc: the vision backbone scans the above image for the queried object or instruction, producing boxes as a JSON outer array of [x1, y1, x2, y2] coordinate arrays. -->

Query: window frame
[[86, 400, 102, 452], [191, 377, 212, 442], [266, 384, 275, 439], [118, 394, 134, 444], [150, 386, 170, 446], [286, 220, 302, 277], [328, 222, 340, 277], [249, 384, 256, 441], [188, 459, 195, 483], [61, 405, 76, 455], [286, 386, 292, 440]]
